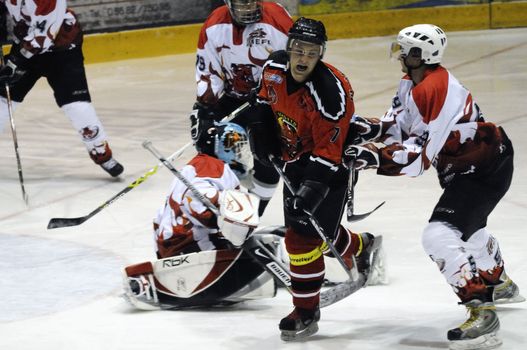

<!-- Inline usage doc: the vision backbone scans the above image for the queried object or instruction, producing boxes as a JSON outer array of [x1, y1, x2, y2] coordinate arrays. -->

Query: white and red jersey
[[195, 2, 292, 105], [378, 66, 504, 186], [4, 0, 81, 57], [153, 154, 240, 257]]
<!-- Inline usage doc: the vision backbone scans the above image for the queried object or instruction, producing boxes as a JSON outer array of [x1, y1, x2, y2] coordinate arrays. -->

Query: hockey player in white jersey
[[123, 122, 279, 309], [189, 0, 293, 215], [346, 24, 524, 350], [0, 0, 123, 177]]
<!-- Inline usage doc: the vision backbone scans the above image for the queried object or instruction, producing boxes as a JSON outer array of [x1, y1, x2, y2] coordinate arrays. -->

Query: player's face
[[399, 47, 422, 73], [288, 40, 322, 83]]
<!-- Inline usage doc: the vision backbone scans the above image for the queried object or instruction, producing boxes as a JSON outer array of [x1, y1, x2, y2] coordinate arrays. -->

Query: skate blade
[[449, 332, 502, 350], [280, 323, 319, 341], [494, 294, 525, 305]]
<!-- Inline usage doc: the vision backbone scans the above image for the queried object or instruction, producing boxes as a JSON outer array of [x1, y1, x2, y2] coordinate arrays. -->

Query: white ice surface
[[1, 28, 526, 349]]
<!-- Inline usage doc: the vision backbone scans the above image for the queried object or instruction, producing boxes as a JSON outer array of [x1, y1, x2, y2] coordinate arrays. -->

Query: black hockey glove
[[246, 104, 281, 167], [189, 102, 217, 153], [0, 46, 29, 85], [285, 179, 330, 220], [343, 144, 380, 170], [348, 115, 382, 145]]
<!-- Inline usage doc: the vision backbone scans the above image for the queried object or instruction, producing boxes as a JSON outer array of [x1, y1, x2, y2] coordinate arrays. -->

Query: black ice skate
[[447, 300, 501, 350], [493, 272, 525, 304], [279, 306, 320, 341], [89, 141, 124, 177], [100, 157, 124, 177], [356, 232, 385, 285]]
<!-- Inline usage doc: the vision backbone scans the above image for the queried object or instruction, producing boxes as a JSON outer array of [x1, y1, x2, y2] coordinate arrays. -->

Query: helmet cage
[[214, 122, 254, 178], [225, 0, 262, 25]]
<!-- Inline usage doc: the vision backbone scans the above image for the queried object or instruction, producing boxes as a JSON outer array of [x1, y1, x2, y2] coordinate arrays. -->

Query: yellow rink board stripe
[[5, 3, 527, 63]]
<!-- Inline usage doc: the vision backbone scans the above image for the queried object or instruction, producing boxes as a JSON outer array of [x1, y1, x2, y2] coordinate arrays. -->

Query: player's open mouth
[[296, 65, 307, 72]]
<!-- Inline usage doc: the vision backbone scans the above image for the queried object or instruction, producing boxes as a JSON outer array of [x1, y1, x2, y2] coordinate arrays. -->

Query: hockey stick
[[47, 102, 251, 229], [1, 48, 29, 205], [47, 142, 192, 229], [346, 159, 385, 222], [244, 230, 366, 308], [268, 155, 358, 281]]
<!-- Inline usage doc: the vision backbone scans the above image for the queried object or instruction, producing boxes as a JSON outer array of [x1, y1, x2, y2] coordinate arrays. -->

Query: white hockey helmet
[[224, 0, 262, 25], [214, 122, 254, 178], [390, 24, 447, 64]]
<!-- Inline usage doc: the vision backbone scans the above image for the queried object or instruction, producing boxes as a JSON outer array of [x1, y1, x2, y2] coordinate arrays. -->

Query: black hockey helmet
[[224, 0, 262, 25], [287, 17, 327, 58]]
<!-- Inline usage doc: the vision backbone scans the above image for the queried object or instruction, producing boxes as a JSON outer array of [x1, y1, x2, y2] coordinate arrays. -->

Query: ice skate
[[100, 157, 124, 177], [356, 232, 387, 285], [89, 141, 124, 177], [279, 306, 320, 341], [122, 273, 161, 311], [493, 273, 525, 304], [447, 300, 501, 350]]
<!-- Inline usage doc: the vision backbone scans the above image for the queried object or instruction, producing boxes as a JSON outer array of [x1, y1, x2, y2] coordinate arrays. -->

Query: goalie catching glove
[[218, 189, 260, 247]]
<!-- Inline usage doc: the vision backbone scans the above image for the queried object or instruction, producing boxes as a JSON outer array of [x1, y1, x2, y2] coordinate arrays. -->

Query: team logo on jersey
[[247, 28, 271, 47], [227, 63, 257, 96], [80, 126, 100, 141], [277, 111, 302, 159]]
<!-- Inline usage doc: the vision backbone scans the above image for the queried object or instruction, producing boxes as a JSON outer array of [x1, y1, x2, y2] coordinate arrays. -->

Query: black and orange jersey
[[256, 51, 355, 181]]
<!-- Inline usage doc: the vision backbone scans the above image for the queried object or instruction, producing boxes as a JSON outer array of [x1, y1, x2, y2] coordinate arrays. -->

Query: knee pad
[[62, 101, 107, 148], [464, 228, 503, 271]]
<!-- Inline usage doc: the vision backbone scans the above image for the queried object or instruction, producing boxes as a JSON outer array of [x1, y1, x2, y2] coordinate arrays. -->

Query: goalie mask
[[390, 24, 447, 64], [224, 0, 262, 25], [214, 122, 254, 178]]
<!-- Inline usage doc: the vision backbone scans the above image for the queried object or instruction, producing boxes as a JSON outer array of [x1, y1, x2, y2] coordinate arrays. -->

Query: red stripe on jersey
[[459, 94, 474, 122], [198, 6, 232, 49], [35, 0, 57, 16], [188, 154, 225, 178], [412, 67, 449, 124], [261, 2, 293, 35]]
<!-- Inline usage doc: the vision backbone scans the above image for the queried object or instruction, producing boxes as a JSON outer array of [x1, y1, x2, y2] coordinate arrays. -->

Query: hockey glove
[[285, 179, 330, 220], [0, 46, 29, 85], [348, 115, 382, 145], [189, 103, 217, 154], [343, 144, 380, 170], [246, 104, 281, 168]]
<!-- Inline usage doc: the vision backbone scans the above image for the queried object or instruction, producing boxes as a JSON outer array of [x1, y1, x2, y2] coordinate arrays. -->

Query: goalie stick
[[47, 102, 251, 229], [143, 143, 368, 308], [346, 159, 385, 222]]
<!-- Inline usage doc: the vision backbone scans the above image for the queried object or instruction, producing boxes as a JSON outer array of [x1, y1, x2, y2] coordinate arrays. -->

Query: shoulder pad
[[264, 50, 288, 71], [306, 63, 350, 121]]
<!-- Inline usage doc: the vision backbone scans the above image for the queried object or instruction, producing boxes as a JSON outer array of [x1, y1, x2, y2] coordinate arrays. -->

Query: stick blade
[[47, 216, 87, 229], [347, 201, 386, 222]]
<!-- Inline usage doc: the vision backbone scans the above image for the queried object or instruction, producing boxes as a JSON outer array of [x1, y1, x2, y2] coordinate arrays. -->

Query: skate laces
[[460, 305, 496, 330]]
